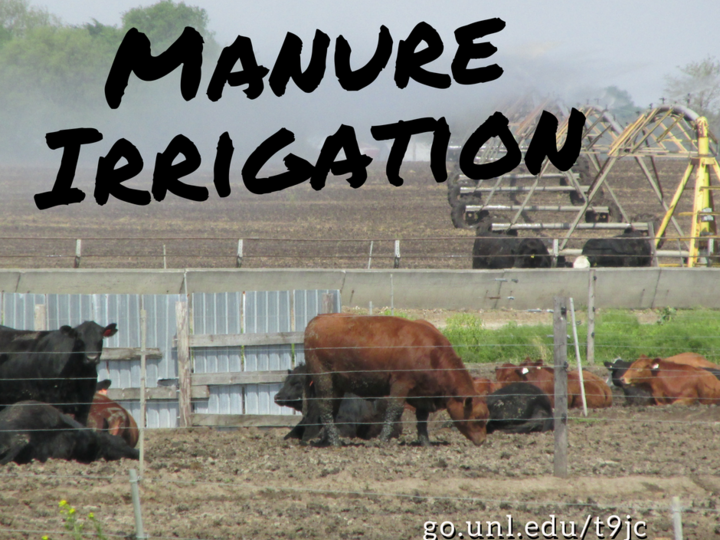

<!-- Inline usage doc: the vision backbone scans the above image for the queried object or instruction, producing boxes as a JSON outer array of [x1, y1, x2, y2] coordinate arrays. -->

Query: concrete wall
[[0, 268, 717, 310]]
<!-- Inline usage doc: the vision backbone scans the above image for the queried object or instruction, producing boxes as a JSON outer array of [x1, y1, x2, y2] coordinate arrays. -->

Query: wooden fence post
[[175, 301, 192, 428], [139, 307, 147, 478], [74, 239, 82, 268], [393, 240, 401, 269], [367, 241, 374, 269], [236, 239, 243, 268], [587, 269, 596, 365], [551, 239, 559, 268], [390, 273, 394, 316], [553, 296, 569, 479], [647, 221, 659, 267], [34, 304, 46, 331], [321, 293, 334, 314]]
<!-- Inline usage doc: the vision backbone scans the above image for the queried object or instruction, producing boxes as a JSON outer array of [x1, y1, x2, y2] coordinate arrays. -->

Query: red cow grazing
[[621, 357, 720, 405], [87, 380, 139, 448], [304, 314, 489, 447]]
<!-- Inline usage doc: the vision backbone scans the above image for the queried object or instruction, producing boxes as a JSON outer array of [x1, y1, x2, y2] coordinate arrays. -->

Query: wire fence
[[2, 304, 720, 539], [0, 233, 714, 269]]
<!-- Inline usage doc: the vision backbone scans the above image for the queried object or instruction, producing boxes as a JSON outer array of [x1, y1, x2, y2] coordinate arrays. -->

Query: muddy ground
[[2, 391, 720, 540]]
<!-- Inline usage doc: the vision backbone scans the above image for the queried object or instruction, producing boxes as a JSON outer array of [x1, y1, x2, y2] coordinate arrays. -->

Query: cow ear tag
[[521, 367, 529, 374]]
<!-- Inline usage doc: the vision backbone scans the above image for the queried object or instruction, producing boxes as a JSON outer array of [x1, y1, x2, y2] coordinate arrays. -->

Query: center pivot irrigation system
[[447, 97, 720, 267]]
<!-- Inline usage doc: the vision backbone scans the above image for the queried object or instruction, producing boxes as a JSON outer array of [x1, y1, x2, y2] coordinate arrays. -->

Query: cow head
[[96, 379, 112, 394], [274, 365, 307, 412], [495, 363, 525, 386], [447, 396, 488, 446], [72, 321, 118, 365], [620, 356, 658, 387], [604, 357, 632, 387]]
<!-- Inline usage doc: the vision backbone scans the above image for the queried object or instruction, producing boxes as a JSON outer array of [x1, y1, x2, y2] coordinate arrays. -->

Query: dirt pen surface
[[2, 393, 720, 540], [1, 162, 718, 539]]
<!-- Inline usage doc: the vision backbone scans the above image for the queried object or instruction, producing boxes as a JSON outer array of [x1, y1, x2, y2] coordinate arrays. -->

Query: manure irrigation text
[[35, 18, 586, 210]]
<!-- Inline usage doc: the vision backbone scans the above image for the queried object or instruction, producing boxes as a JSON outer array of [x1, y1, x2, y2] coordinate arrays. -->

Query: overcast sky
[[15, 0, 719, 170], [42, 0, 720, 107]]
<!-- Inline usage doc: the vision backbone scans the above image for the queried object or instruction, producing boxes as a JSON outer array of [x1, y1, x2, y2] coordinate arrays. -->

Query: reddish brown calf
[[87, 394, 139, 448], [622, 357, 720, 405]]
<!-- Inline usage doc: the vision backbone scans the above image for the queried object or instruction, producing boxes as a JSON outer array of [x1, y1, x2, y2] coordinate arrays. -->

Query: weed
[[43, 500, 108, 540]]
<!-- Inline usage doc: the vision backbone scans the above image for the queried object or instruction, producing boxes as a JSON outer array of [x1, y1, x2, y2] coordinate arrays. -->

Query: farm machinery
[[448, 96, 719, 267]]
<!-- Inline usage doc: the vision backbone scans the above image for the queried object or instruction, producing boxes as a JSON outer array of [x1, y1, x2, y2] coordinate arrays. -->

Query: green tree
[[121, 0, 218, 53], [599, 85, 638, 125], [664, 56, 720, 130], [0, 0, 59, 46]]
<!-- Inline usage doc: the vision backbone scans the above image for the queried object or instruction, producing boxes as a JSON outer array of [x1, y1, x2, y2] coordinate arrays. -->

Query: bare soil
[[0, 160, 701, 270], [2, 398, 720, 540]]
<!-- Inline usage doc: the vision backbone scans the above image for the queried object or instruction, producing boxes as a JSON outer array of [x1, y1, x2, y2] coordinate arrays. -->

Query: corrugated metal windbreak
[[190, 290, 339, 416], [293, 289, 341, 366], [191, 292, 244, 415], [2, 293, 183, 429], [1, 292, 45, 329], [243, 291, 292, 415]]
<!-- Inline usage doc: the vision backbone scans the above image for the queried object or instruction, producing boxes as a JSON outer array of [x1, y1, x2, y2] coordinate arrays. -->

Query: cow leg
[[415, 408, 431, 447], [378, 398, 404, 443], [311, 373, 342, 446], [0, 434, 30, 465]]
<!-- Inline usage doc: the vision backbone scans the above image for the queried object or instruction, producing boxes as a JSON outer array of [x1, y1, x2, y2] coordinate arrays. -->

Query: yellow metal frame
[[654, 117, 719, 267]]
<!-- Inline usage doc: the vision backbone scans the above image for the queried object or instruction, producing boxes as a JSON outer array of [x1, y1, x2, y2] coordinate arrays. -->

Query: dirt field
[[0, 159, 701, 269], [0, 161, 717, 539], [2, 390, 720, 540]]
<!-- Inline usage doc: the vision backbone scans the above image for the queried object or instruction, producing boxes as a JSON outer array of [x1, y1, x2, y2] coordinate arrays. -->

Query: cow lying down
[[89, 380, 139, 448], [274, 365, 402, 442], [484, 382, 554, 434], [620, 356, 720, 406], [603, 358, 654, 406], [0, 401, 139, 465]]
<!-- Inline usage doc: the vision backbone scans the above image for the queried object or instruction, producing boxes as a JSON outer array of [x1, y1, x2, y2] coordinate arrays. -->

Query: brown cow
[[633, 352, 719, 370], [87, 382, 139, 448], [498, 359, 612, 408], [621, 357, 720, 405], [495, 362, 556, 405], [472, 376, 501, 398], [304, 314, 489, 447]]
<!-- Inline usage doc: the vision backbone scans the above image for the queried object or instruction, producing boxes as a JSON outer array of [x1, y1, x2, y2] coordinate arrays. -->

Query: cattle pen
[[1, 269, 720, 539]]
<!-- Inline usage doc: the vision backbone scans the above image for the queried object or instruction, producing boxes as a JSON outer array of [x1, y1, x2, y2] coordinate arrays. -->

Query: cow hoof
[[310, 438, 343, 448]]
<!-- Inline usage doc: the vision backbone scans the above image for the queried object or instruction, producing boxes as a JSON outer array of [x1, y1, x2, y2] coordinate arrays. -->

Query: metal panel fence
[[0, 289, 340, 429], [191, 289, 340, 417]]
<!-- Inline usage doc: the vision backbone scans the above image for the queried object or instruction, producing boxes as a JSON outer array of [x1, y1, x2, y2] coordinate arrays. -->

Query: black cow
[[485, 382, 554, 434], [274, 365, 402, 442], [603, 358, 654, 406], [513, 238, 552, 268], [472, 224, 553, 269], [581, 229, 652, 267], [472, 225, 519, 269], [0, 322, 118, 425], [0, 401, 138, 465]]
